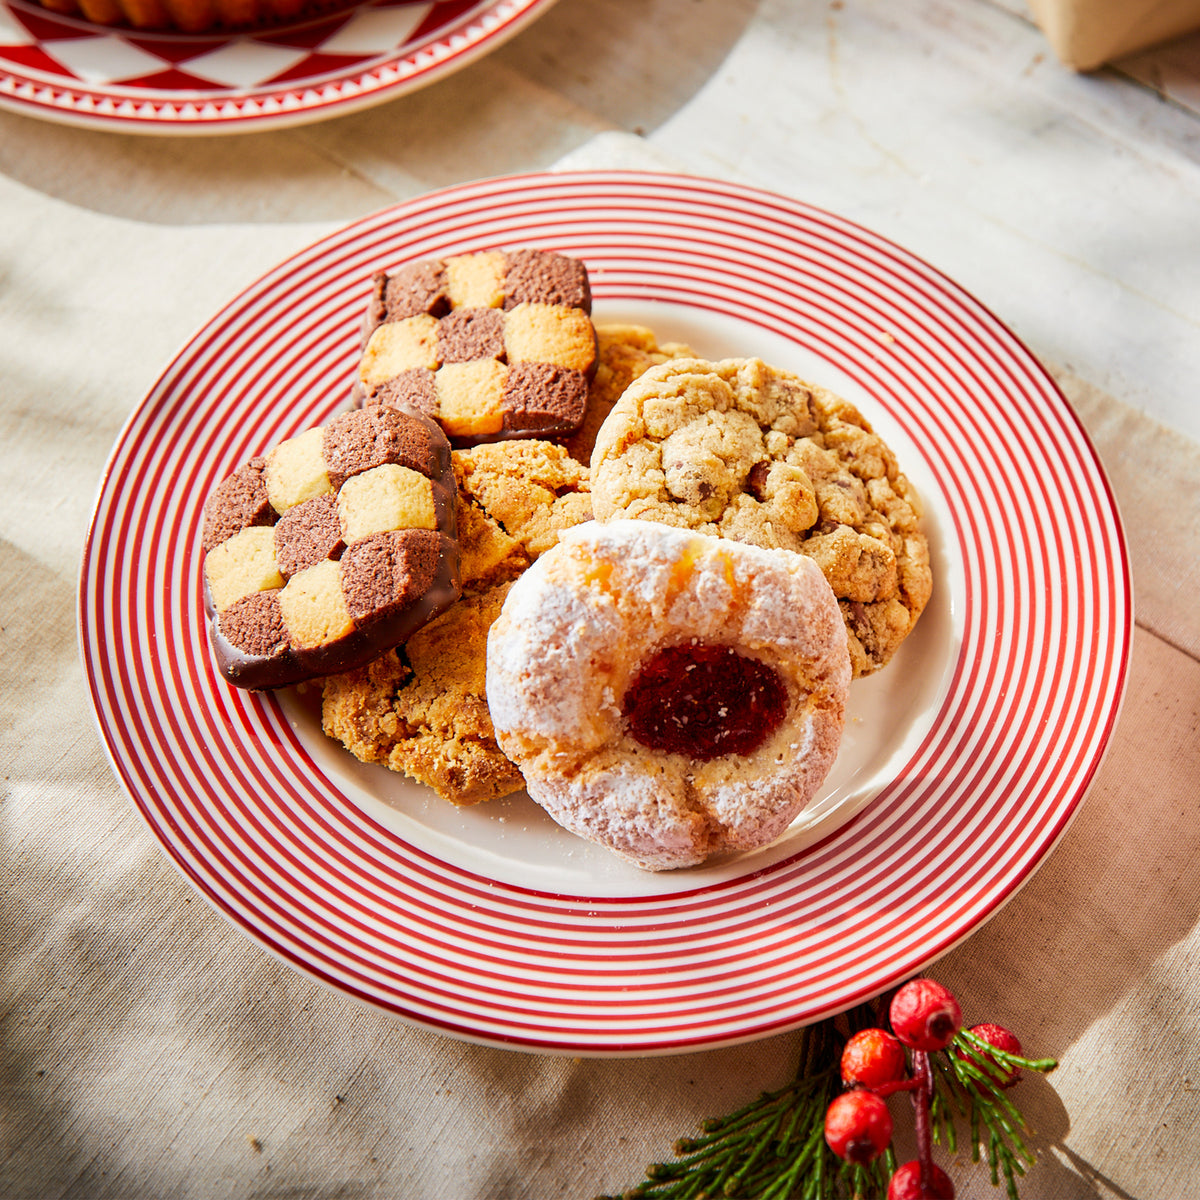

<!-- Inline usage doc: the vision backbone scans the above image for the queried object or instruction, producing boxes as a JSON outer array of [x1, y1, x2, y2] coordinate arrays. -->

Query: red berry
[[887, 1160, 956, 1199], [889, 979, 963, 1051], [841, 1028, 908, 1089], [957, 1022, 1023, 1089], [824, 1090, 893, 1164]]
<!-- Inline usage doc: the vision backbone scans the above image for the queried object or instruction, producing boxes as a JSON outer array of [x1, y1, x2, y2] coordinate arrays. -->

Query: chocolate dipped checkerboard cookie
[[357, 249, 597, 447], [202, 406, 460, 690], [590, 357, 932, 676]]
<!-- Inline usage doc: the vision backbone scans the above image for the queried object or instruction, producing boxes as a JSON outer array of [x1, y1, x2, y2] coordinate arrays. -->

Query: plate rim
[[77, 169, 1134, 1055]]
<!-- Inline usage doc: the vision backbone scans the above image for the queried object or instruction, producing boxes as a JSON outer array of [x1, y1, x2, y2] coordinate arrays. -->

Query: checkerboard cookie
[[357, 249, 598, 447], [590, 357, 932, 676], [202, 406, 460, 690]]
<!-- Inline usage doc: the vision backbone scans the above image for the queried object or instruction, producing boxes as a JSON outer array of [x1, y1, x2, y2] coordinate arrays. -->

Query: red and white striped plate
[[79, 172, 1131, 1055], [0, 0, 556, 133]]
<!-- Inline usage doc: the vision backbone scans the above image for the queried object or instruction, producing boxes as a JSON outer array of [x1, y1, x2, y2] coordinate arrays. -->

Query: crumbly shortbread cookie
[[320, 326, 685, 804], [590, 357, 931, 676], [321, 440, 591, 805], [358, 249, 597, 446], [564, 324, 694, 463], [322, 584, 526, 806], [202, 406, 459, 690], [455, 439, 592, 562], [486, 520, 851, 870]]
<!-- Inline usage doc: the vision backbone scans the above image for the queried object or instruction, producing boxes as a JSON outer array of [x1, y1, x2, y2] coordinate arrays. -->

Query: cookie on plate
[[563, 323, 695, 463], [486, 520, 852, 870], [322, 583, 526, 806], [357, 249, 597, 447], [321, 439, 591, 805], [321, 324, 689, 805], [201, 406, 460, 690], [590, 357, 932, 676]]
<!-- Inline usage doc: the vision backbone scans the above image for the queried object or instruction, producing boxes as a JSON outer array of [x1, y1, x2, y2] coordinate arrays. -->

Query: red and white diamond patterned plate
[[79, 172, 1132, 1055], [0, 0, 557, 132]]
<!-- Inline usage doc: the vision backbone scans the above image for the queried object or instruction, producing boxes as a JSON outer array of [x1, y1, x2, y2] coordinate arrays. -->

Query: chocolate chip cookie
[[590, 357, 932, 675], [563, 323, 694, 463]]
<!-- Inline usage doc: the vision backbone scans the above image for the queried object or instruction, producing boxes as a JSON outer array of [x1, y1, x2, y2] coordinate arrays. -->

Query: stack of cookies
[[200, 247, 933, 870]]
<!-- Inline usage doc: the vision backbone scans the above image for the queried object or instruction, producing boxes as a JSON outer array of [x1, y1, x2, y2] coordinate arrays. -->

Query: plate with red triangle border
[[0, 0, 556, 133]]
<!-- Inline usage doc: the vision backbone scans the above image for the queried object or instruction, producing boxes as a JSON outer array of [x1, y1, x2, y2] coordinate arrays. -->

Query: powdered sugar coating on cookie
[[486, 520, 851, 870]]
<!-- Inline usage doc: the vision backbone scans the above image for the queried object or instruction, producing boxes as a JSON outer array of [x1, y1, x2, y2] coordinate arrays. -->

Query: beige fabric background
[[4, 163, 1198, 1199], [4, 1, 1200, 1195]]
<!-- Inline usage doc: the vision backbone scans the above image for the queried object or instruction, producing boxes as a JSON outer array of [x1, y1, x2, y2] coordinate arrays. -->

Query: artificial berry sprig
[[599, 980, 1055, 1200]]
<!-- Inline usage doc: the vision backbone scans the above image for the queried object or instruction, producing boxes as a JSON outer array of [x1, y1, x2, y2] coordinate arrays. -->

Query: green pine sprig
[[930, 1029, 1058, 1200], [595, 1009, 893, 1200]]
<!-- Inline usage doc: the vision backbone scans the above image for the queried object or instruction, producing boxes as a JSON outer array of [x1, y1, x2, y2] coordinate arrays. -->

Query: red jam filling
[[622, 643, 788, 760]]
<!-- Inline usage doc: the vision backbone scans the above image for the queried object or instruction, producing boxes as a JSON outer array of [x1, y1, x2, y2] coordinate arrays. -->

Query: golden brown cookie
[[322, 584, 526, 806], [321, 440, 591, 804], [321, 326, 707, 804], [590, 357, 931, 676]]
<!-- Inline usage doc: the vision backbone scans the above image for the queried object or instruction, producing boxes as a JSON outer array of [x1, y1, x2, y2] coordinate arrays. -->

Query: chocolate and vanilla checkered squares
[[201, 406, 461, 690], [357, 249, 597, 447]]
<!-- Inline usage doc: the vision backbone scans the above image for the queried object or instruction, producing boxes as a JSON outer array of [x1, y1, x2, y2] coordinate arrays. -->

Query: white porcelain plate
[[79, 172, 1132, 1054], [0, 0, 556, 132]]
